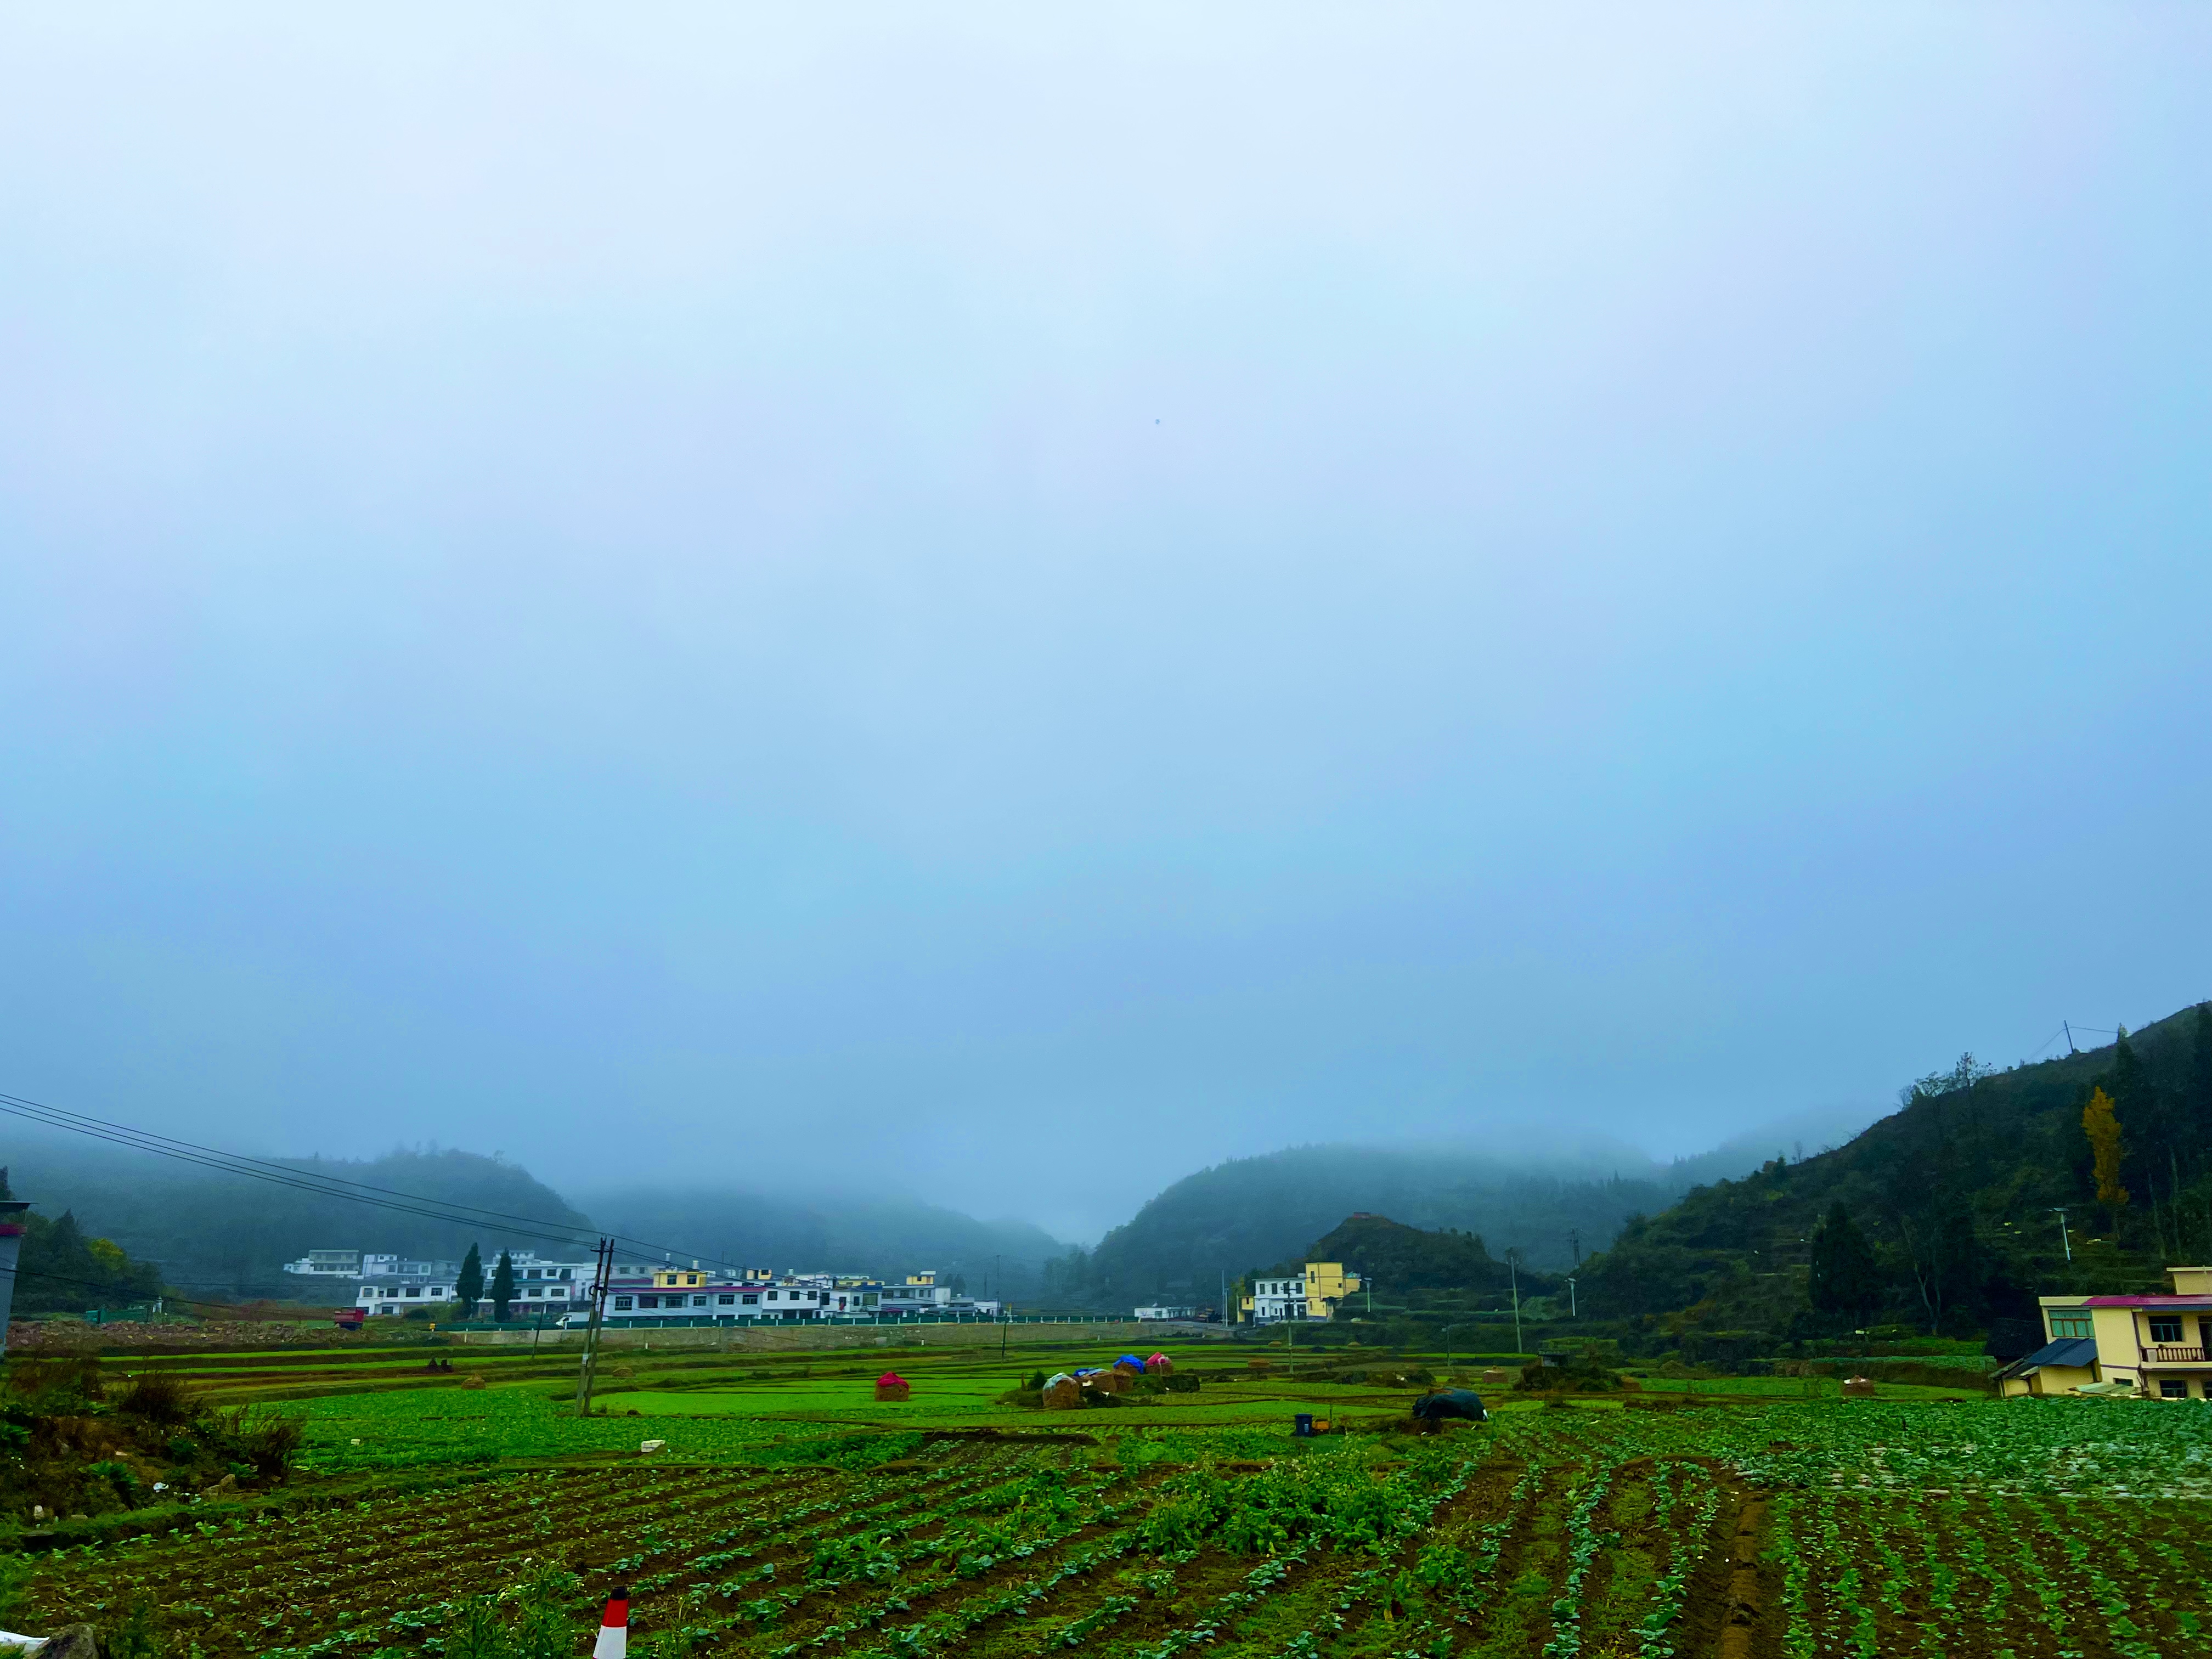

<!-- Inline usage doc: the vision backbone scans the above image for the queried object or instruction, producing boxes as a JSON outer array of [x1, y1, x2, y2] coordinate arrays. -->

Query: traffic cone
[[591, 1587, 629, 1659]]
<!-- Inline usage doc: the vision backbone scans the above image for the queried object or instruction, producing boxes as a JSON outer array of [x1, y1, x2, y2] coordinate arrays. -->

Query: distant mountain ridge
[[1, 1133, 1070, 1302], [0, 1138, 593, 1300]]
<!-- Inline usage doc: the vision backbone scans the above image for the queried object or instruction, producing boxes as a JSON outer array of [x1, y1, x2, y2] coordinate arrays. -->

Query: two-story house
[[2000, 1265, 2212, 1398], [1242, 1261, 1364, 1323]]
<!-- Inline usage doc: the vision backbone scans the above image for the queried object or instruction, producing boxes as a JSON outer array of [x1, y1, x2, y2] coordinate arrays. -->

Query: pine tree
[[455, 1244, 484, 1318], [1808, 1201, 1884, 1325], [490, 1250, 516, 1322], [2084, 1086, 2131, 1226]]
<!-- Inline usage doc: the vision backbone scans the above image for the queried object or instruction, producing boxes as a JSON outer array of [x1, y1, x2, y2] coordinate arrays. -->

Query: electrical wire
[[0, 1091, 748, 1277]]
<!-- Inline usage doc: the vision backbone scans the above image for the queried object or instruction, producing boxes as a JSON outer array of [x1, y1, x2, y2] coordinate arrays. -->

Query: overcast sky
[[3, 5, 2208, 1242]]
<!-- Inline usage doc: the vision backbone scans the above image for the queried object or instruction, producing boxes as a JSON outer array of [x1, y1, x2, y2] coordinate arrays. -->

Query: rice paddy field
[[14, 1337, 2212, 1657]]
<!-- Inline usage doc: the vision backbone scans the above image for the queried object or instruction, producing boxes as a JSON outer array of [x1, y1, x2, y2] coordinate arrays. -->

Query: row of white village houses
[[283, 1250, 1000, 1327]]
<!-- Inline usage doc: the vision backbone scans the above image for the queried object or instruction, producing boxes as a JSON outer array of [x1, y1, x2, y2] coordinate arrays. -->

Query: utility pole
[[2064, 1022, 2078, 1054], [1568, 1229, 1582, 1269], [2049, 1207, 2072, 1264], [1566, 1276, 1578, 1319], [575, 1238, 615, 1418], [1508, 1250, 1524, 1356]]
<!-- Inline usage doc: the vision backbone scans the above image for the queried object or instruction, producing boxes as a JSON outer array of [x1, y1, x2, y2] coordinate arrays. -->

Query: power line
[[0, 1091, 748, 1278], [0, 1093, 600, 1245]]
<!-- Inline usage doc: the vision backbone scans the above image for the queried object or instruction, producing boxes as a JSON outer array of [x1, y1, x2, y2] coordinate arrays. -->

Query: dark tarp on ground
[[1412, 1388, 1488, 1422]]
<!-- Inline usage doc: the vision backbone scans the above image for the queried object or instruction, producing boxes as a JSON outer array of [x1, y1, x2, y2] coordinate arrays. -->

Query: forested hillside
[[2, 1138, 593, 1299], [1050, 1143, 1681, 1308], [0, 1166, 164, 1314], [1579, 1002, 2212, 1339], [1297, 1212, 1516, 1291]]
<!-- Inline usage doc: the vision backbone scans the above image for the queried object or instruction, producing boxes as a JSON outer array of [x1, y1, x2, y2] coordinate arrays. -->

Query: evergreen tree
[[455, 1244, 484, 1318], [2189, 1006, 2212, 1154], [489, 1250, 516, 1321], [1807, 1201, 1884, 1325]]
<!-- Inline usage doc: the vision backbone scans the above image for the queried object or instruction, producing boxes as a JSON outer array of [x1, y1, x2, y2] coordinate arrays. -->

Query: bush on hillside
[[0, 1355, 307, 1519]]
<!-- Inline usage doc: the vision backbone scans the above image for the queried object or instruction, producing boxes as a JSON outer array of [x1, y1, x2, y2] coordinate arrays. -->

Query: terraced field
[[14, 1344, 2212, 1656]]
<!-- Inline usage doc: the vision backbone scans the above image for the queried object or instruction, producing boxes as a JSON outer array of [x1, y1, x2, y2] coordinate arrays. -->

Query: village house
[[1999, 1265, 2212, 1398], [1242, 1261, 1364, 1323]]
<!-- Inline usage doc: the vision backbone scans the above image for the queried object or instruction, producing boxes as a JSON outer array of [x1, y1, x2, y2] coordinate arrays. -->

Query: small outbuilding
[[875, 1372, 911, 1402], [1995, 1338, 2100, 1398]]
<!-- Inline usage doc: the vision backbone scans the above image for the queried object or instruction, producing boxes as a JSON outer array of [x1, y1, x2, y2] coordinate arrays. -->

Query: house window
[[2049, 1311, 2092, 1340], [2150, 1316, 2186, 1344], [2162, 1378, 2191, 1399], [691, 1295, 707, 1307], [718, 1294, 735, 1306], [639, 1295, 659, 1309], [742, 1294, 759, 1306], [405, 1286, 422, 1297], [614, 1296, 633, 1310]]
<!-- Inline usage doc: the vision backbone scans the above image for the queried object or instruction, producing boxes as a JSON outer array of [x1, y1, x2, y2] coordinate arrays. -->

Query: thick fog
[[2, 7, 2208, 1241]]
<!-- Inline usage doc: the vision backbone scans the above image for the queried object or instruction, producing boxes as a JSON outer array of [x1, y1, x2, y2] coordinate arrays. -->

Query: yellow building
[[2000, 1266, 2212, 1399], [1241, 1261, 1365, 1322]]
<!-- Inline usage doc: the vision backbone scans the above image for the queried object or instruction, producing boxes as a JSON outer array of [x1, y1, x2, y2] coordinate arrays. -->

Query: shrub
[[114, 1370, 196, 1426], [217, 1406, 307, 1481]]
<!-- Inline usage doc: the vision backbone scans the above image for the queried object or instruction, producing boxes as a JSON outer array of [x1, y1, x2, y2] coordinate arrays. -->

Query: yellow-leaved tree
[[2083, 1085, 2130, 1225]]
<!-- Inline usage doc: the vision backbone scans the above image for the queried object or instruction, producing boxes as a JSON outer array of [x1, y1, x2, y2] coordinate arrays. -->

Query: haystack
[[1041, 1372, 1082, 1409], [874, 1372, 911, 1402], [1841, 1375, 1877, 1399], [1145, 1352, 1173, 1374]]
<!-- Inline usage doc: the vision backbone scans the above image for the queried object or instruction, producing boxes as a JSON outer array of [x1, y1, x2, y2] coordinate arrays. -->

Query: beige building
[[2000, 1266, 2212, 1399]]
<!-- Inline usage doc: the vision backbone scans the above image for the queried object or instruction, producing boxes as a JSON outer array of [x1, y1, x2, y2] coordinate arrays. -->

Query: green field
[[10, 1336, 2209, 1657]]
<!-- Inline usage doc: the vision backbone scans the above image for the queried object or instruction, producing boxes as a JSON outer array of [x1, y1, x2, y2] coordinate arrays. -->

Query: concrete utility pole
[[1508, 1250, 1524, 1356], [2050, 1207, 2073, 1263], [1566, 1276, 1578, 1319], [0, 1198, 28, 1354], [575, 1238, 616, 1418]]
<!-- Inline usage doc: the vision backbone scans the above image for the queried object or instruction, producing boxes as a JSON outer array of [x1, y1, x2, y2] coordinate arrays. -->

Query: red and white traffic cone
[[591, 1587, 629, 1659]]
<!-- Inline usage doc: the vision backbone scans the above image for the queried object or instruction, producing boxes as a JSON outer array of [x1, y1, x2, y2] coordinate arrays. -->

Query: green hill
[[1579, 1001, 2212, 1341], [1299, 1212, 1513, 1291], [1052, 1143, 1684, 1310], [1, 1139, 596, 1301]]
